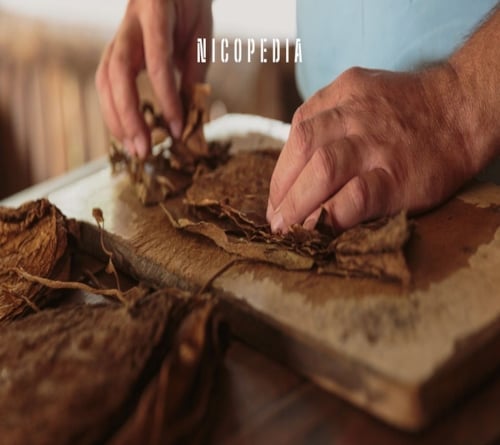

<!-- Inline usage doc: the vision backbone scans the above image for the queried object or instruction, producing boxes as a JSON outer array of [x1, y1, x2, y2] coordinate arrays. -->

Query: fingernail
[[270, 211, 284, 234], [134, 135, 149, 159], [266, 199, 274, 223], [123, 138, 135, 156], [303, 216, 317, 231], [170, 120, 183, 139]]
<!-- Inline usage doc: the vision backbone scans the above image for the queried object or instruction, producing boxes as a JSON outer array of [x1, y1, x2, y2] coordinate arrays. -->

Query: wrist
[[422, 59, 500, 177], [447, 6, 500, 166], [417, 63, 482, 178], [451, 55, 500, 167]]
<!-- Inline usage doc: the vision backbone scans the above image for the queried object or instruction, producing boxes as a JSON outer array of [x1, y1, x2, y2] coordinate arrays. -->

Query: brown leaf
[[185, 149, 278, 228], [0, 290, 226, 445], [109, 297, 227, 445], [170, 213, 314, 270], [110, 84, 230, 206], [92, 207, 104, 225], [0, 199, 76, 320]]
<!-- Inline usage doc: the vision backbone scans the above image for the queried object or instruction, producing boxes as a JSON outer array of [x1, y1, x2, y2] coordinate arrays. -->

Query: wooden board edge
[[417, 316, 500, 426], [216, 296, 427, 431]]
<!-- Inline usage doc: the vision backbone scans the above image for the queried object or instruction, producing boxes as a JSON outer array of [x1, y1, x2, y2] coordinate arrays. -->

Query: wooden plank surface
[[45, 159, 500, 431]]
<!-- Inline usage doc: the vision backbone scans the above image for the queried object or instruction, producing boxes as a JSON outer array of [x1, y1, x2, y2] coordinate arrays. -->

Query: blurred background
[[0, 0, 301, 199]]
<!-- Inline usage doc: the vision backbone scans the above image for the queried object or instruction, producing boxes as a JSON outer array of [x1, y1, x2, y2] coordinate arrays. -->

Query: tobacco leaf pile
[[0, 199, 78, 320], [0, 200, 227, 445], [0, 289, 225, 445], [110, 84, 230, 206], [168, 149, 412, 284], [110, 83, 411, 283]]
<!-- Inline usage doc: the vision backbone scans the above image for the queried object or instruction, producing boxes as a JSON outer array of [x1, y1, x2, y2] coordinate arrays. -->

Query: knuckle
[[331, 107, 349, 136], [311, 147, 336, 184], [291, 106, 306, 126], [122, 111, 142, 135], [108, 48, 131, 76], [147, 57, 169, 82], [341, 66, 365, 84], [291, 119, 313, 159]]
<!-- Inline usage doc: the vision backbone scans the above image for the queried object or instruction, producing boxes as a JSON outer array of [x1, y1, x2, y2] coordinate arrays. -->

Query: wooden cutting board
[[47, 120, 500, 432]]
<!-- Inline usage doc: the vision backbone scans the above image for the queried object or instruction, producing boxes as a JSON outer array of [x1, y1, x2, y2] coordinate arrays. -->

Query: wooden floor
[[209, 340, 500, 445]]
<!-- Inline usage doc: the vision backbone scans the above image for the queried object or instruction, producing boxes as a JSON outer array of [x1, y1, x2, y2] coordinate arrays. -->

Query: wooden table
[[2, 161, 500, 445]]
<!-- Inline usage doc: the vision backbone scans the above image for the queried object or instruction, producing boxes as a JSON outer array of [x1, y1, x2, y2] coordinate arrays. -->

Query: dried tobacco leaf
[[110, 84, 230, 205], [109, 297, 226, 445], [167, 150, 412, 283], [321, 213, 412, 283], [163, 210, 314, 270], [0, 199, 78, 320], [109, 140, 194, 206], [0, 289, 225, 445], [331, 212, 410, 255], [185, 149, 278, 228]]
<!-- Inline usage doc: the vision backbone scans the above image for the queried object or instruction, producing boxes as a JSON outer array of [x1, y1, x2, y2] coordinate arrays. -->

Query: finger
[[180, 4, 213, 91], [270, 138, 362, 233], [108, 22, 150, 158], [267, 107, 348, 219], [293, 85, 341, 123], [141, 1, 183, 138], [321, 168, 397, 230], [180, 31, 211, 91], [95, 42, 125, 143]]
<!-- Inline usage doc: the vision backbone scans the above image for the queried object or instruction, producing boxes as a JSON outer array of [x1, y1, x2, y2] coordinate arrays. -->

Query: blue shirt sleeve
[[296, 0, 498, 99]]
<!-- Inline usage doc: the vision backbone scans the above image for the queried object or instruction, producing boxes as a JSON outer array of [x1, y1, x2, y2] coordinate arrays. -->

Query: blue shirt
[[296, 0, 498, 99]]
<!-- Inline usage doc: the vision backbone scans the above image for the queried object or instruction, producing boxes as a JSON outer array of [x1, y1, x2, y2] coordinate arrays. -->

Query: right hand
[[95, 0, 213, 158]]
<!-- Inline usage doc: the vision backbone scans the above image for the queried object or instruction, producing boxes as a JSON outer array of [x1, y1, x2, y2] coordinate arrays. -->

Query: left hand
[[95, 0, 213, 159], [267, 65, 481, 233]]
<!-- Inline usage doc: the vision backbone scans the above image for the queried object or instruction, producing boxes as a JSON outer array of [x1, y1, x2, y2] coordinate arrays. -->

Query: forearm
[[449, 3, 500, 167]]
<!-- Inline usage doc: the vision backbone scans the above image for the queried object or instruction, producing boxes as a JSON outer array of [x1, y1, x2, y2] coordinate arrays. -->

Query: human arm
[[95, 0, 213, 158], [267, 5, 500, 233]]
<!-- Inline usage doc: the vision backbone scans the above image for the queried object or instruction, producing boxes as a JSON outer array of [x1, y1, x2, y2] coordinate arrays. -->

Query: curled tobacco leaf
[[0, 199, 78, 320]]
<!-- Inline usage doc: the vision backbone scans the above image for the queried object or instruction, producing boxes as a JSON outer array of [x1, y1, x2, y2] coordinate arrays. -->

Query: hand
[[266, 64, 486, 233], [95, 0, 212, 158]]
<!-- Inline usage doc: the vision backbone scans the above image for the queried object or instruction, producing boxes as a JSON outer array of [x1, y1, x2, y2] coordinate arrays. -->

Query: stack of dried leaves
[[0, 289, 226, 445], [110, 84, 230, 205], [0, 199, 78, 320], [0, 200, 227, 445], [163, 149, 412, 284]]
